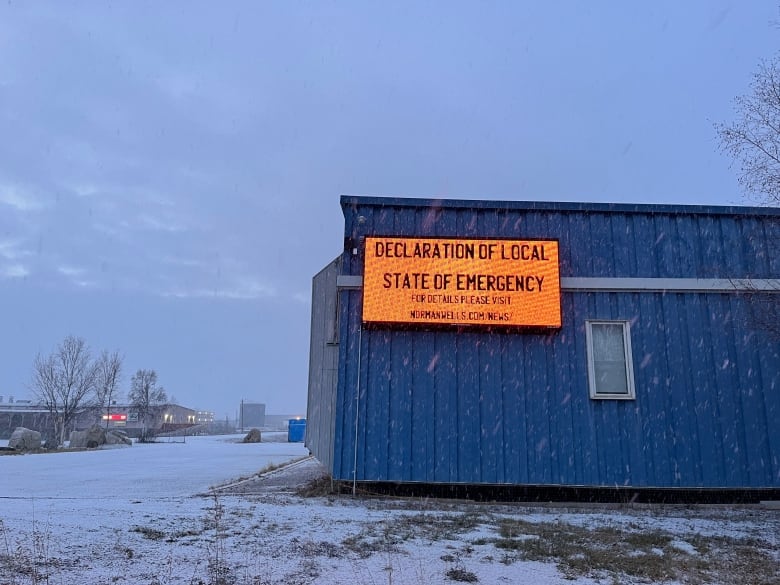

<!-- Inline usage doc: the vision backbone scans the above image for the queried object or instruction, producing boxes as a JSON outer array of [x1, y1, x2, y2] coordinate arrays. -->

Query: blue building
[[307, 196, 779, 496]]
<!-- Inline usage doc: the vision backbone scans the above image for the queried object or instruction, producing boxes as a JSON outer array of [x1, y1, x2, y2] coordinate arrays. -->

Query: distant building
[[239, 401, 265, 429], [0, 401, 198, 440], [196, 410, 215, 424], [75, 403, 197, 438], [0, 400, 50, 440]]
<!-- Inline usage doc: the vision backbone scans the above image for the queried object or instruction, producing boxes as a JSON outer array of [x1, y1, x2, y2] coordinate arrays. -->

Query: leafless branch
[[95, 350, 123, 428], [30, 336, 98, 447], [717, 57, 780, 206], [128, 369, 167, 441]]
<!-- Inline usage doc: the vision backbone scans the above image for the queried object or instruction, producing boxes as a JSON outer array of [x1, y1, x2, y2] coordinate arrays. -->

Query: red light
[[101, 414, 127, 421]]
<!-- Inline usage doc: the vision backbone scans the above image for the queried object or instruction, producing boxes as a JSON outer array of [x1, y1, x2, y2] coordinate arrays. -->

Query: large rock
[[68, 429, 88, 449], [69, 425, 106, 449], [105, 429, 132, 446], [8, 427, 41, 451], [242, 428, 262, 443], [85, 425, 107, 448]]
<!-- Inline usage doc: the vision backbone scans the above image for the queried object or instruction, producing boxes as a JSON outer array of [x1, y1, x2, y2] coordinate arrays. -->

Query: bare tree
[[717, 55, 780, 339], [94, 350, 123, 428], [30, 336, 98, 447], [128, 369, 167, 441], [717, 57, 780, 206]]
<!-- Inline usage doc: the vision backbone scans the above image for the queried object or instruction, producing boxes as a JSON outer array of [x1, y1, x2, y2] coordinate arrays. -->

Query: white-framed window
[[586, 320, 636, 400]]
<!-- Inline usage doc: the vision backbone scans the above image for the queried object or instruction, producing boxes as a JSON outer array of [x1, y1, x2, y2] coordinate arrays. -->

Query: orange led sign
[[362, 237, 561, 328]]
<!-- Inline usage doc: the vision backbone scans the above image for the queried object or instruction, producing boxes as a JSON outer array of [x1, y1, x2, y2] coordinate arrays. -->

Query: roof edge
[[340, 195, 780, 217]]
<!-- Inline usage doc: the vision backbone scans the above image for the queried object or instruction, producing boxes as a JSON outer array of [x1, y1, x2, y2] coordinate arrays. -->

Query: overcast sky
[[0, 1, 776, 418]]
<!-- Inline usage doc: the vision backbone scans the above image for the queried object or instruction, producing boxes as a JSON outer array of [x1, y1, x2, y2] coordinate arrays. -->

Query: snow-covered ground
[[0, 434, 303, 498], [1, 435, 777, 584]]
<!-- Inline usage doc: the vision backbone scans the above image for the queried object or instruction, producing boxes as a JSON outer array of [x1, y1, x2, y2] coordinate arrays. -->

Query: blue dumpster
[[287, 418, 306, 443]]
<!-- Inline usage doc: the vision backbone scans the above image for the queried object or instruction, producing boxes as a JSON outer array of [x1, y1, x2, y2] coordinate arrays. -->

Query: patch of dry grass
[[295, 475, 335, 497], [339, 510, 779, 584], [490, 518, 777, 584]]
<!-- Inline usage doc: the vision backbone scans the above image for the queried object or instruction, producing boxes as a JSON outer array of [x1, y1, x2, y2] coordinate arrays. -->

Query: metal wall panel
[[324, 197, 779, 488], [305, 257, 341, 473]]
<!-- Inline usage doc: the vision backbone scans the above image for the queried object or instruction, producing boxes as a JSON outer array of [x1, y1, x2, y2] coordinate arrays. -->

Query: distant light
[[101, 414, 127, 421]]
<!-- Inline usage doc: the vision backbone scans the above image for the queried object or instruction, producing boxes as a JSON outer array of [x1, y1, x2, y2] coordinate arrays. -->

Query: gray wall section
[[306, 256, 341, 472]]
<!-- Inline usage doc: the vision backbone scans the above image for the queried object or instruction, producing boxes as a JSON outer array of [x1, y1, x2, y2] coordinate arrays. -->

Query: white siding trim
[[336, 275, 363, 289], [561, 277, 779, 292], [337, 275, 779, 293]]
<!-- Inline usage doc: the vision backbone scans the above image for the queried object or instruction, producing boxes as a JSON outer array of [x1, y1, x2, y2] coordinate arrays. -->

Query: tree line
[[29, 335, 167, 447]]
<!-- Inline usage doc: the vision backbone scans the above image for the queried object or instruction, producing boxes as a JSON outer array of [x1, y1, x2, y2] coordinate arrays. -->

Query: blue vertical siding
[[326, 197, 780, 488]]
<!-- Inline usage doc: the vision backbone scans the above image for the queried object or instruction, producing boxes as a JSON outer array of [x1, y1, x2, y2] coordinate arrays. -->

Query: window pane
[[592, 323, 624, 360], [594, 360, 628, 394], [592, 323, 628, 394]]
